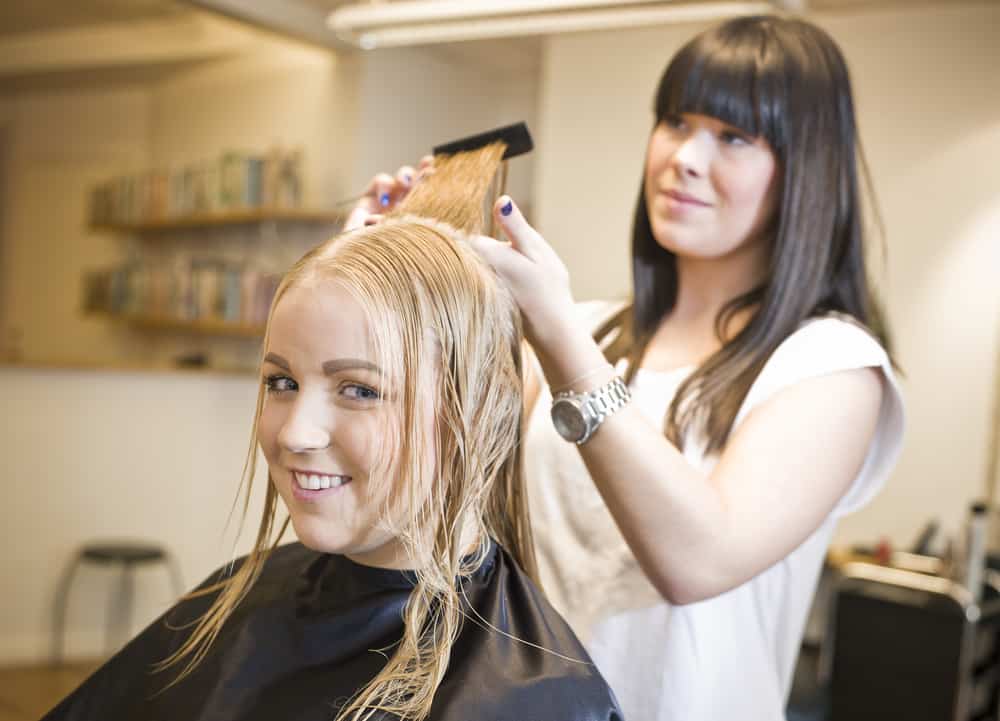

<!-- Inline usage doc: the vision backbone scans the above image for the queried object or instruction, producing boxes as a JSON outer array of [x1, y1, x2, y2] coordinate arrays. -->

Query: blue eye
[[342, 383, 380, 401], [264, 374, 297, 394]]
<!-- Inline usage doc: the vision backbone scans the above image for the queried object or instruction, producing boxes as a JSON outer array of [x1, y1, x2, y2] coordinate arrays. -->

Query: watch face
[[551, 399, 588, 442]]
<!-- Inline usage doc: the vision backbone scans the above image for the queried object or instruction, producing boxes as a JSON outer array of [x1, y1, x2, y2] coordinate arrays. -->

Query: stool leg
[[121, 562, 135, 648], [51, 553, 84, 666], [108, 562, 135, 654], [105, 564, 119, 654]]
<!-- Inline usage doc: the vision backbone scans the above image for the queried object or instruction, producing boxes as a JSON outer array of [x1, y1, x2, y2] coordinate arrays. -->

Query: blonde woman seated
[[43, 145, 623, 721]]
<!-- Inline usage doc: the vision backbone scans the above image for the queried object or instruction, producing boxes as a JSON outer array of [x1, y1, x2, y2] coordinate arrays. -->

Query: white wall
[[535, 2, 1000, 549], [353, 45, 539, 211], [822, 3, 1000, 549], [0, 366, 266, 663]]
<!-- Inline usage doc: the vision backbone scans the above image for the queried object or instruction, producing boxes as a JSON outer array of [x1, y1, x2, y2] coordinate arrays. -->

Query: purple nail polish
[[379, 192, 390, 207], [501, 199, 513, 216]]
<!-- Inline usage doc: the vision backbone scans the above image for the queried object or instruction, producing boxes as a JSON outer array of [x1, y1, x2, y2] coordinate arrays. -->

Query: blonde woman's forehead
[[267, 282, 379, 368]]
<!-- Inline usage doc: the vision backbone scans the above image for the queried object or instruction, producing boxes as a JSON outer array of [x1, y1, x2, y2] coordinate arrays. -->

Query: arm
[[578, 362, 882, 603], [522, 342, 543, 420], [472, 198, 884, 604]]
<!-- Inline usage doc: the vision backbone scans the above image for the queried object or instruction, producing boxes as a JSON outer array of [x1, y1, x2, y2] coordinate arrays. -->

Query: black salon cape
[[43, 540, 623, 721]]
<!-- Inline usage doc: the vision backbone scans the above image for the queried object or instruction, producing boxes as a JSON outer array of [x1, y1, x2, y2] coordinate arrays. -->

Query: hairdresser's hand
[[343, 156, 435, 231], [471, 196, 608, 388]]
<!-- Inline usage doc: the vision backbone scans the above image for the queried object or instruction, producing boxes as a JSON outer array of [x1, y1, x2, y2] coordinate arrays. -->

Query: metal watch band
[[582, 375, 631, 423], [553, 375, 632, 444]]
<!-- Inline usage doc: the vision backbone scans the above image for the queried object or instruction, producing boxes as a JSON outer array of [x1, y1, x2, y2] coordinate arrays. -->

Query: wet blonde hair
[[159, 143, 536, 721]]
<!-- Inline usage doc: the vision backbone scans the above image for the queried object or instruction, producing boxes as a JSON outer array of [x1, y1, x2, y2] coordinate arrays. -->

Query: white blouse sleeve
[[733, 315, 905, 517]]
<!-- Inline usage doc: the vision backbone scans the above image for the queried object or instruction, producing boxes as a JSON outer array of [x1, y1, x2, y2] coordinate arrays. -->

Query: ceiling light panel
[[329, 1, 775, 48]]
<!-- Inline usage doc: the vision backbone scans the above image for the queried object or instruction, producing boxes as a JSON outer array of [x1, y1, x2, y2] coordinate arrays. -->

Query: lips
[[292, 470, 352, 490], [661, 188, 710, 206]]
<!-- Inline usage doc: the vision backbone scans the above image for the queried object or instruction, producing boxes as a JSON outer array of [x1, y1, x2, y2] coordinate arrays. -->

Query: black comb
[[432, 122, 533, 159]]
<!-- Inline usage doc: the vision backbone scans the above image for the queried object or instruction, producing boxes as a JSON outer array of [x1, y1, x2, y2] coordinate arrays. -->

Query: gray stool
[[52, 540, 184, 663]]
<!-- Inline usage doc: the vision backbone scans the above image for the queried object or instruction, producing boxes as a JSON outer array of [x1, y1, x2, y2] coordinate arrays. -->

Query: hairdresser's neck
[[669, 242, 767, 329], [643, 248, 766, 371]]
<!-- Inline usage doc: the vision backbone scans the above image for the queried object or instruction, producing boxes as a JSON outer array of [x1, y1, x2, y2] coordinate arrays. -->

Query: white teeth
[[294, 472, 349, 490]]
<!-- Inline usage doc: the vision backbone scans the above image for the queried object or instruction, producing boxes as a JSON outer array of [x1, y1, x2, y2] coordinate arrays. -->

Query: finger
[[492, 196, 545, 259], [389, 166, 417, 209], [416, 155, 436, 181], [396, 165, 416, 190], [371, 173, 395, 209], [344, 205, 370, 232], [468, 234, 532, 281]]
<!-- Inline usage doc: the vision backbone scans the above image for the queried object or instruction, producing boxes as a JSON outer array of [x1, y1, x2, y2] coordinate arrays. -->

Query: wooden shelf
[[90, 208, 345, 234], [112, 314, 265, 338]]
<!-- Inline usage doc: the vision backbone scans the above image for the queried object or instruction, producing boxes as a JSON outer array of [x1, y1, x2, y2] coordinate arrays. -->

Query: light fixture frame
[[328, 0, 779, 49]]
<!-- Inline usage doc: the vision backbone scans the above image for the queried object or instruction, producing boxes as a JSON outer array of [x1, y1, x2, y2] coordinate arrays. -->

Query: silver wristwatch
[[550, 376, 632, 445]]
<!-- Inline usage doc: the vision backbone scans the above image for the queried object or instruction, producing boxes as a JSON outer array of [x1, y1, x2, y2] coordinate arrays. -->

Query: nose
[[277, 395, 331, 454], [672, 129, 712, 179]]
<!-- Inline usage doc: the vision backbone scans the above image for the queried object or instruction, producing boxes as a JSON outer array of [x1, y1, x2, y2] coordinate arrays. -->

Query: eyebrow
[[263, 353, 381, 376], [322, 358, 381, 375]]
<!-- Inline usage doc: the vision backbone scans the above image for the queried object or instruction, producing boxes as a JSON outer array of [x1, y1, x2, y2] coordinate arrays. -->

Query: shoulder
[[739, 313, 897, 416], [441, 546, 622, 721], [494, 550, 622, 719], [735, 314, 904, 514], [740, 312, 901, 416], [191, 542, 314, 591], [741, 314, 899, 415], [764, 313, 891, 381], [485, 546, 591, 656], [166, 543, 318, 626]]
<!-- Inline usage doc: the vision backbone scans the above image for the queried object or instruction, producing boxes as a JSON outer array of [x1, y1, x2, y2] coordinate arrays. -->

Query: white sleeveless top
[[525, 303, 905, 721]]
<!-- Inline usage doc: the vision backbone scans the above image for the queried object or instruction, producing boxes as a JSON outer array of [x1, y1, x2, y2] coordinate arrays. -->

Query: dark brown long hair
[[604, 15, 893, 454]]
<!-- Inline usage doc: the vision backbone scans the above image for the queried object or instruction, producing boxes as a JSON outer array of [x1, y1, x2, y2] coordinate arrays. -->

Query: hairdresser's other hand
[[471, 196, 605, 387], [343, 156, 435, 231]]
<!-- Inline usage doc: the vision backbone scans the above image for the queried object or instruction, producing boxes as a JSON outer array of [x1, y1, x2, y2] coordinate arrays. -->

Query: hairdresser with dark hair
[[355, 14, 904, 720]]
